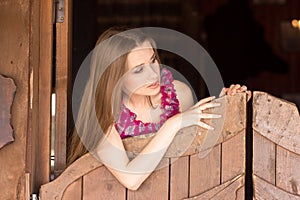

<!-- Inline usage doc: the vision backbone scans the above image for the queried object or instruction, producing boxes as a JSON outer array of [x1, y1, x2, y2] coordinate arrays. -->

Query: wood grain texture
[[189, 145, 221, 197], [34, 0, 53, 189], [222, 131, 245, 183], [253, 175, 300, 200], [253, 91, 300, 154], [186, 175, 244, 200], [62, 178, 82, 200], [127, 161, 169, 200], [40, 154, 102, 200], [0, 75, 16, 149], [276, 145, 300, 196], [253, 131, 276, 184], [0, 0, 30, 198], [54, 0, 72, 178], [170, 156, 189, 200], [83, 167, 126, 200]]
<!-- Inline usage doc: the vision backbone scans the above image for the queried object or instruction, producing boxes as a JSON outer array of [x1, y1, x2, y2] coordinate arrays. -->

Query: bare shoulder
[[173, 80, 194, 111]]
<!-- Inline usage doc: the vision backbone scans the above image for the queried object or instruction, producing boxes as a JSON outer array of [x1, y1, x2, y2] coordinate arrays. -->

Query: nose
[[148, 64, 159, 80]]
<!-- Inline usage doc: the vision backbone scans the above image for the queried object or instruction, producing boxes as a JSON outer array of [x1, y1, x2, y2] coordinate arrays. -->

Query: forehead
[[126, 41, 154, 69]]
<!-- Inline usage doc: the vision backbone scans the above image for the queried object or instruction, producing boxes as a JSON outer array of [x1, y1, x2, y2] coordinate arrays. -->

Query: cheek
[[122, 75, 146, 93]]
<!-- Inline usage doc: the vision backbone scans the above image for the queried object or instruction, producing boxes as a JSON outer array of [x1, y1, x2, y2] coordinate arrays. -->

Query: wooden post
[[54, 0, 73, 178]]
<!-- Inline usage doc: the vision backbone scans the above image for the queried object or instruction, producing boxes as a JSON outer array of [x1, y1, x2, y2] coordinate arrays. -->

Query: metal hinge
[[54, 0, 65, 23]]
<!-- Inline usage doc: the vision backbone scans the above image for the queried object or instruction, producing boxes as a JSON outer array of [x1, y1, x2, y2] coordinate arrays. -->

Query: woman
[[68, 26, 250, 190]]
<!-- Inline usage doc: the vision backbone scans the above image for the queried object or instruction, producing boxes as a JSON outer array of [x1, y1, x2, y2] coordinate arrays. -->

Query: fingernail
[[209, 127, 214, 130]]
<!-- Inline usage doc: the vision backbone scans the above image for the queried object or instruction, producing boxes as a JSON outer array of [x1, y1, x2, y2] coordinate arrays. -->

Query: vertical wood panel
[[170, 156, 189, 200], [189, 145, 221, 197], [127, 160, 169, 200], [222, 131, 245, 183], [253, 131, 276, 184], [27, 0, 40, 194], [0, 0, 33, 198], [276, 145, 300, 196], [35, 0, 53, 189], [62, 178, 82, 200], [83, 167, 126, 200], [55, 0, 72, 177]]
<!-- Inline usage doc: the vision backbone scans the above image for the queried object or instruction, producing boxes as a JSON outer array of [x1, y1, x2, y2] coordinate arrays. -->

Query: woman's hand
[[219, 84, 252, 101], [176, 96, 222, 130]]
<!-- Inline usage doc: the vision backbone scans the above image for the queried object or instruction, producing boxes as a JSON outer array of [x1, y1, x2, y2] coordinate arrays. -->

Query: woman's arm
[[96, 95, 220, 190], [96, 115, 182, 190]]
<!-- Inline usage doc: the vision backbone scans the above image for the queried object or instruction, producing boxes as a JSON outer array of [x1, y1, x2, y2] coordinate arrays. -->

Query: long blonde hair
[[67, 26, 160, 165]]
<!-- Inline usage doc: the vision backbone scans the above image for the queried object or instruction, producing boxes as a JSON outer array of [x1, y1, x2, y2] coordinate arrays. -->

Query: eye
[[133, 66, 143, 73]]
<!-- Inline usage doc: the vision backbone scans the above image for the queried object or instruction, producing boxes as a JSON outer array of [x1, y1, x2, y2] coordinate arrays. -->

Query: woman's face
[[122, 41, 160, 97]]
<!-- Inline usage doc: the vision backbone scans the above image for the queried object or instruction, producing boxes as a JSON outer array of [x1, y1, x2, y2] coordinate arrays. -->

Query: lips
[[147, 81, 159, 89]]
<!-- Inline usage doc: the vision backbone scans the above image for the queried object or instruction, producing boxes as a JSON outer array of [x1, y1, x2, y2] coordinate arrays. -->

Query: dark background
[[72, 0, 300, 103]]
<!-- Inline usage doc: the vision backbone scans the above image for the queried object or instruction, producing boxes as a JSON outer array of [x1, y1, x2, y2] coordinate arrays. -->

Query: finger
[[229, 84, 236, 90], [227, 84, 237, 95], [199, 113, 222, 119], [198, 102, 221, 111], [193, 96, 216, 108], [233, 84, 241, 90], [230, 84, 241, 95], [237, 85, 247, 92], [198, 121, 214, 130]]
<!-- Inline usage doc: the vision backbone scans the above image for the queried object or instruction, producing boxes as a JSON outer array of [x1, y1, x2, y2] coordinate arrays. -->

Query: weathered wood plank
[[222, 131, 245, 183], [127, 159, 169, 200], [0, 75, 16, 149], [253, 91, 300, 154], [253, 175, 300, 200], [276, 145, 300, 196], [189, 144, 221, 197], [253, 130, 276, 184], [62, 178, 82, 200], [186, 175, 244, 200], [83, 167, 126, 200], [34, 0, 53, 189], [170, 156, 189, 200], [54, 0, 72, 178], [40, 154, 102, 200], [0, 0, 31, 198]]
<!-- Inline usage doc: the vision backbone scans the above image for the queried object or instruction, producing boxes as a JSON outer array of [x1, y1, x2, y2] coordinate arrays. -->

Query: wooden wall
[[0, 1, 30, 199], [0, 0, 53, 198]]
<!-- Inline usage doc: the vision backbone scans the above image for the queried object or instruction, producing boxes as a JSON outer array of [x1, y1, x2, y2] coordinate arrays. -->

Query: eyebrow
[[134, 53, 156, 68]]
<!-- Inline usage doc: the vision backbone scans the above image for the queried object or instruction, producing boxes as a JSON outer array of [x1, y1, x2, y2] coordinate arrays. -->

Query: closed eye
[[133, 66, 143, 73]]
